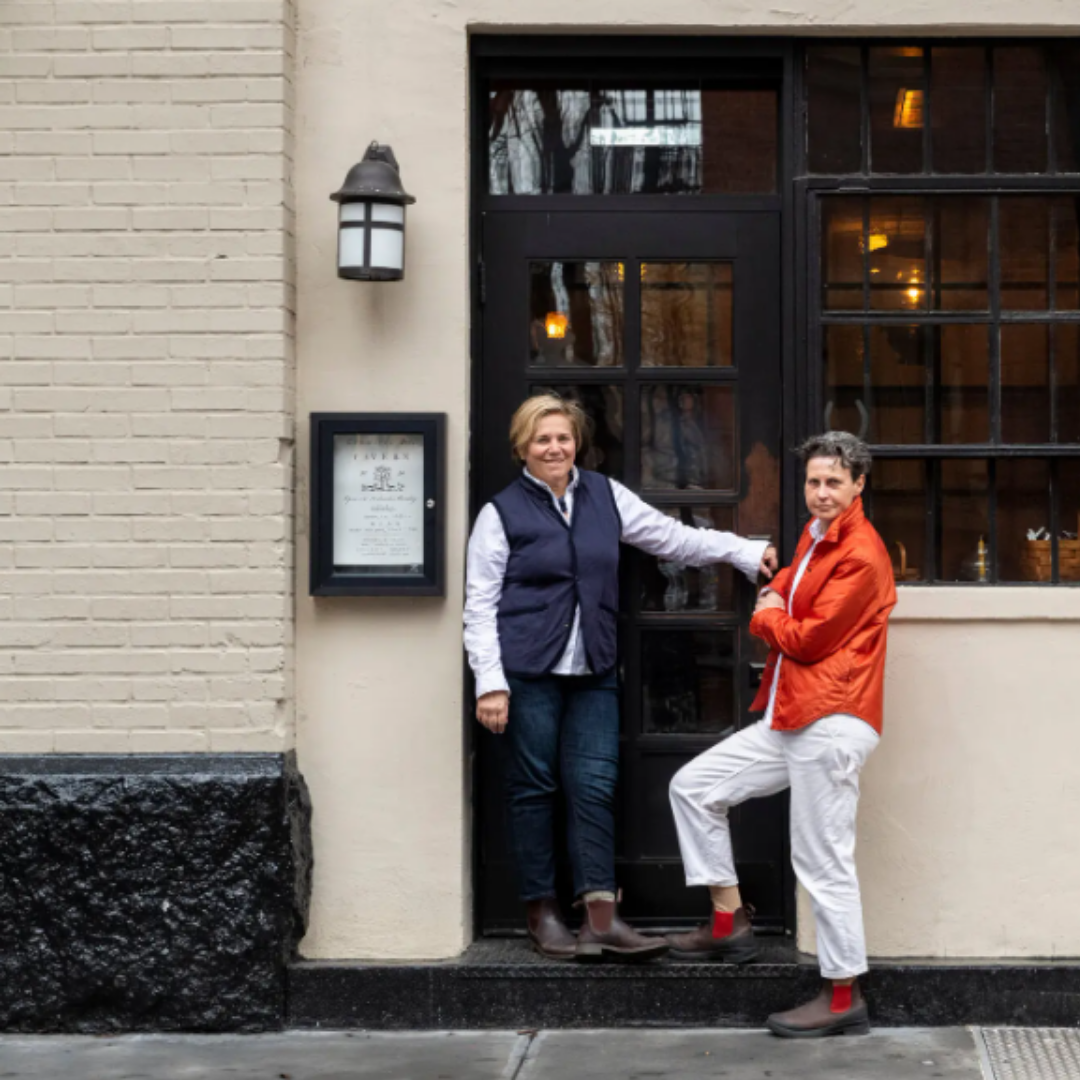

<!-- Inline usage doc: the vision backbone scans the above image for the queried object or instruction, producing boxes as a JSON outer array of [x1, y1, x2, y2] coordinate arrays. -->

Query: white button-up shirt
[[762, 516, 826, 728], [464, 468, 770, 698]]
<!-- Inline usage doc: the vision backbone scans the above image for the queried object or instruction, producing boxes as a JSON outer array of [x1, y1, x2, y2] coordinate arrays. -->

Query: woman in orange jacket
[[667, 432, 897, 1038]]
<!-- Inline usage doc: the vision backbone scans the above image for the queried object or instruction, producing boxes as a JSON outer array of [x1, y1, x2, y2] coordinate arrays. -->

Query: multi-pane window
[[807, 43, 1080, 583]]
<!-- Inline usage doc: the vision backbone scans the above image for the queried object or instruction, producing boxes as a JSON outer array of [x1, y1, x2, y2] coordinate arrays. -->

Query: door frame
[[467, 34, 805, 940]]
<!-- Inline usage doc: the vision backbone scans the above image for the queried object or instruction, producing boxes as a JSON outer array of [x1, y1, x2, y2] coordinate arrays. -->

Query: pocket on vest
[[498, 604, 547, 617]]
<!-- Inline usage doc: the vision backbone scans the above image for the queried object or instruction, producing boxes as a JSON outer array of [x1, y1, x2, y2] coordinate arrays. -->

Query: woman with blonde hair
[[465, 394, 776, 962]]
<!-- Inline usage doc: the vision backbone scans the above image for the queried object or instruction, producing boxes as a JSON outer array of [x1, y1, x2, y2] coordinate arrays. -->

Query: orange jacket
[[749, 497, 896, 735]]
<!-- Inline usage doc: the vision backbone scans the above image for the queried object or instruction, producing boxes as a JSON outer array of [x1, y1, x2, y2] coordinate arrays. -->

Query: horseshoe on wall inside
[[823, 399, 870, 441]]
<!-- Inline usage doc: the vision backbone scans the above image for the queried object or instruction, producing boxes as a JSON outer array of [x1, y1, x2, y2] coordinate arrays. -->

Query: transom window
[[488, 80, 778, 194], [807, 42, 1080, 584]]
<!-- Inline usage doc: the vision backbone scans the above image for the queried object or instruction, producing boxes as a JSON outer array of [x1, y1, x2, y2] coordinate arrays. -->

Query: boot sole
[[667, 944, 760, 965], [575, 942, 669, 964], [529, 941, 577, 962], [766, 1013, 871, 1039]]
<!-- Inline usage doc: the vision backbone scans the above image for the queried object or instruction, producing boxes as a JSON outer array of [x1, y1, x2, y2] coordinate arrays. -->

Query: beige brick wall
[[0, 0, 296, 753]]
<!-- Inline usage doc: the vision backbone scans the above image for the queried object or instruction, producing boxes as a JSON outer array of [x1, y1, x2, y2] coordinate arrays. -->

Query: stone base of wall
[[0, 754, 311, 1034], [289, 939, 1080, 1030]]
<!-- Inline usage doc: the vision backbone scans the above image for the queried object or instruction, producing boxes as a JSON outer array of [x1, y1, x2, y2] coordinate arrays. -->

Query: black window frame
[[799, 39, 1080, 585]]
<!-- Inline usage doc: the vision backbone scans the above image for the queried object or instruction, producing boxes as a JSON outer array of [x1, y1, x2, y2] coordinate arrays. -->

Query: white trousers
[[669, 715, 879, 979]]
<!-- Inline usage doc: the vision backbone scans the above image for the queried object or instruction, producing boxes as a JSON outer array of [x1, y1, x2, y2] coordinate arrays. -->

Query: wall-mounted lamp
[[330, 142, 416, 282]]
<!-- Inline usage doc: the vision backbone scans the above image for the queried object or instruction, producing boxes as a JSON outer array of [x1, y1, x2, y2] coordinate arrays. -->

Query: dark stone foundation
[[288, 939, 1080, 1030], [0, 753, 312, 1033]]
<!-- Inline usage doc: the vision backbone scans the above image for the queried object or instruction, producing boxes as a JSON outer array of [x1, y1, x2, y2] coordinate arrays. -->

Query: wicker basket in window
[[1020, 538, 1080, 582]]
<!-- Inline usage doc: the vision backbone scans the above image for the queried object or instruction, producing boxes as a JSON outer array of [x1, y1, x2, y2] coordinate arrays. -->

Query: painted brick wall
[[0, 0, 296, 753]]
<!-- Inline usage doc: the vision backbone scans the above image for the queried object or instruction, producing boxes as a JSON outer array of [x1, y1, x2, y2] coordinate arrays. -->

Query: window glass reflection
[[1057, 324, 1080, 444], [869, 197, 927, 311], [641, 385, 736, 491], [1001, 324, 1050, 443], [824, 325, 866, 438], [939, 459, 990, 582], [640, 506, 736, 613], [869, 46, 925, 174], [993, 47, 1048, 173], [489, 82, 777, 195], [641, 630, 736, 735], [489, 83, 591, 195], [641, 263, 732, 368], [1049, 45, 1080, 173], [529, 262, 624, 367], [1057, 460, 1080, 582], [870, 325, 926, 444], [933, 198, 989, 311], [937, 325, 990, 444], [822, 198, 864, 310], [1054, 197, 1080, 310], [931, 47, 987, 173], [867, 459, 927, 581], [807, 46, 862, 174], [1000, 198, 1050, 311]]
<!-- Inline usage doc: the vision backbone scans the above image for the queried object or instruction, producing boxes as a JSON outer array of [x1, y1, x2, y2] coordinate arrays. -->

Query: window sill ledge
[[893, 586, 1080, 622]]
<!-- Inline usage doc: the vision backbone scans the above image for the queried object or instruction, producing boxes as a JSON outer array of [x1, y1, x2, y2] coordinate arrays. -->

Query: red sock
[[711, 910, 734, 938], [830, 984, 853, 1013]]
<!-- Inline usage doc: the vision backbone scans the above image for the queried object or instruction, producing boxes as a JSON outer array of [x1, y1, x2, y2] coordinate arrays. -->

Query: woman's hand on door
[[759, 545, 778, 580], [477, 691, 510, 734]]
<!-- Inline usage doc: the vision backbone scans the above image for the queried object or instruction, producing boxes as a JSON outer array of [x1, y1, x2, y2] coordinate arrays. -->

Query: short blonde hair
[[509, 393, 590, 463]]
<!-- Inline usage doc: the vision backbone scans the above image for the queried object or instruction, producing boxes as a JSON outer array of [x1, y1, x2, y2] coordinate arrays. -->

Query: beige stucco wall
[[287, 2, 1080, 961], [797, 596, 1080, 960]]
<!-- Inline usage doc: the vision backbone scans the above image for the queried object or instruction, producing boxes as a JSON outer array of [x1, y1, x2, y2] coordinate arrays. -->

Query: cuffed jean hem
[[574, 881, 619, 899], [820, 965, 869, 980]]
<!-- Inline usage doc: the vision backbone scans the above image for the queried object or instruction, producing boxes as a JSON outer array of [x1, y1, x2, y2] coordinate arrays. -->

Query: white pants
[[669, 715, 879, 979]]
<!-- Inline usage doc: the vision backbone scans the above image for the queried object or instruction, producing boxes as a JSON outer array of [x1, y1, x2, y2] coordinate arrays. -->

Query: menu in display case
[[310, 413, 445, 596]]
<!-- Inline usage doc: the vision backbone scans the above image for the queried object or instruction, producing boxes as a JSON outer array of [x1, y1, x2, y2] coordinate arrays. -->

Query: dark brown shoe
[[766, 981, 870, 1038], [575, 897, 668, 964], [526, 898, 577, 960], [666, 906, 758, 964]]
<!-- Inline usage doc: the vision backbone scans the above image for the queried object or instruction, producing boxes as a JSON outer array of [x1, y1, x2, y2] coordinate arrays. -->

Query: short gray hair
[[796, 432, 872, 482]]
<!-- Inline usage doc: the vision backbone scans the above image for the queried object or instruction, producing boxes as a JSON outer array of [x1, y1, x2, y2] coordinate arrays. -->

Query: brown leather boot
[[766, 980, 870, 1038], [575, 896, 668, 963], [666, 906, 758, 964], [526, 898, 577, 960]]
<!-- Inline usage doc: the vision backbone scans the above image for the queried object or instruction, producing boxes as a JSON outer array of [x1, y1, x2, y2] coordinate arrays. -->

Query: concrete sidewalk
[[0, 1028, 1010, 1080]]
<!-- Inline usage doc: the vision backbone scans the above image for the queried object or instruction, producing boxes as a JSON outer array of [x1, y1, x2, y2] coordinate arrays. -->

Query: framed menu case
[[309, 413, 446, 596]]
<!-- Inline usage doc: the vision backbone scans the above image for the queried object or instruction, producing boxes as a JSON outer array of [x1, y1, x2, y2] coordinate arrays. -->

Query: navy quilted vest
[[491, 470, 621, 677]]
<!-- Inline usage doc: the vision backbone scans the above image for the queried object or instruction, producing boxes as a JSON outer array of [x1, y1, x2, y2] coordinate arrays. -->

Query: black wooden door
[[475, 208, 786, 932]]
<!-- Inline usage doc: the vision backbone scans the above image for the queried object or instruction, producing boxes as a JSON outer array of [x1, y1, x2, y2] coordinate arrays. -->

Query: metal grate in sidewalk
[[977, 1028, 1080, 1080]]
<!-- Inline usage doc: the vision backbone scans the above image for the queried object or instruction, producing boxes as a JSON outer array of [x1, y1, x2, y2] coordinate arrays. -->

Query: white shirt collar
[[810, 518, 826, 541], [523, 465, 579, 500]]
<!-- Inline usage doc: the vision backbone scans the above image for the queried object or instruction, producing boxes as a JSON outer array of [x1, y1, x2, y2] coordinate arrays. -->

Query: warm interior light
[[616, 263, 647, 281], [545, 312, 569, 339], [893, 89, 924, 129], [906, 286, 922, 302], [860, 231, 890, 254]]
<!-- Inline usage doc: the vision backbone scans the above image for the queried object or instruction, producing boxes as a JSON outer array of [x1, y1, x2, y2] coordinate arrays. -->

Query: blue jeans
[[503, 672, 620, 902]]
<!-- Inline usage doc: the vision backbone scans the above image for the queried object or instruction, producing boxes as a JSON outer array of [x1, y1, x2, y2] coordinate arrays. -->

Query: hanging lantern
[[329, 142, 416, 282]]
